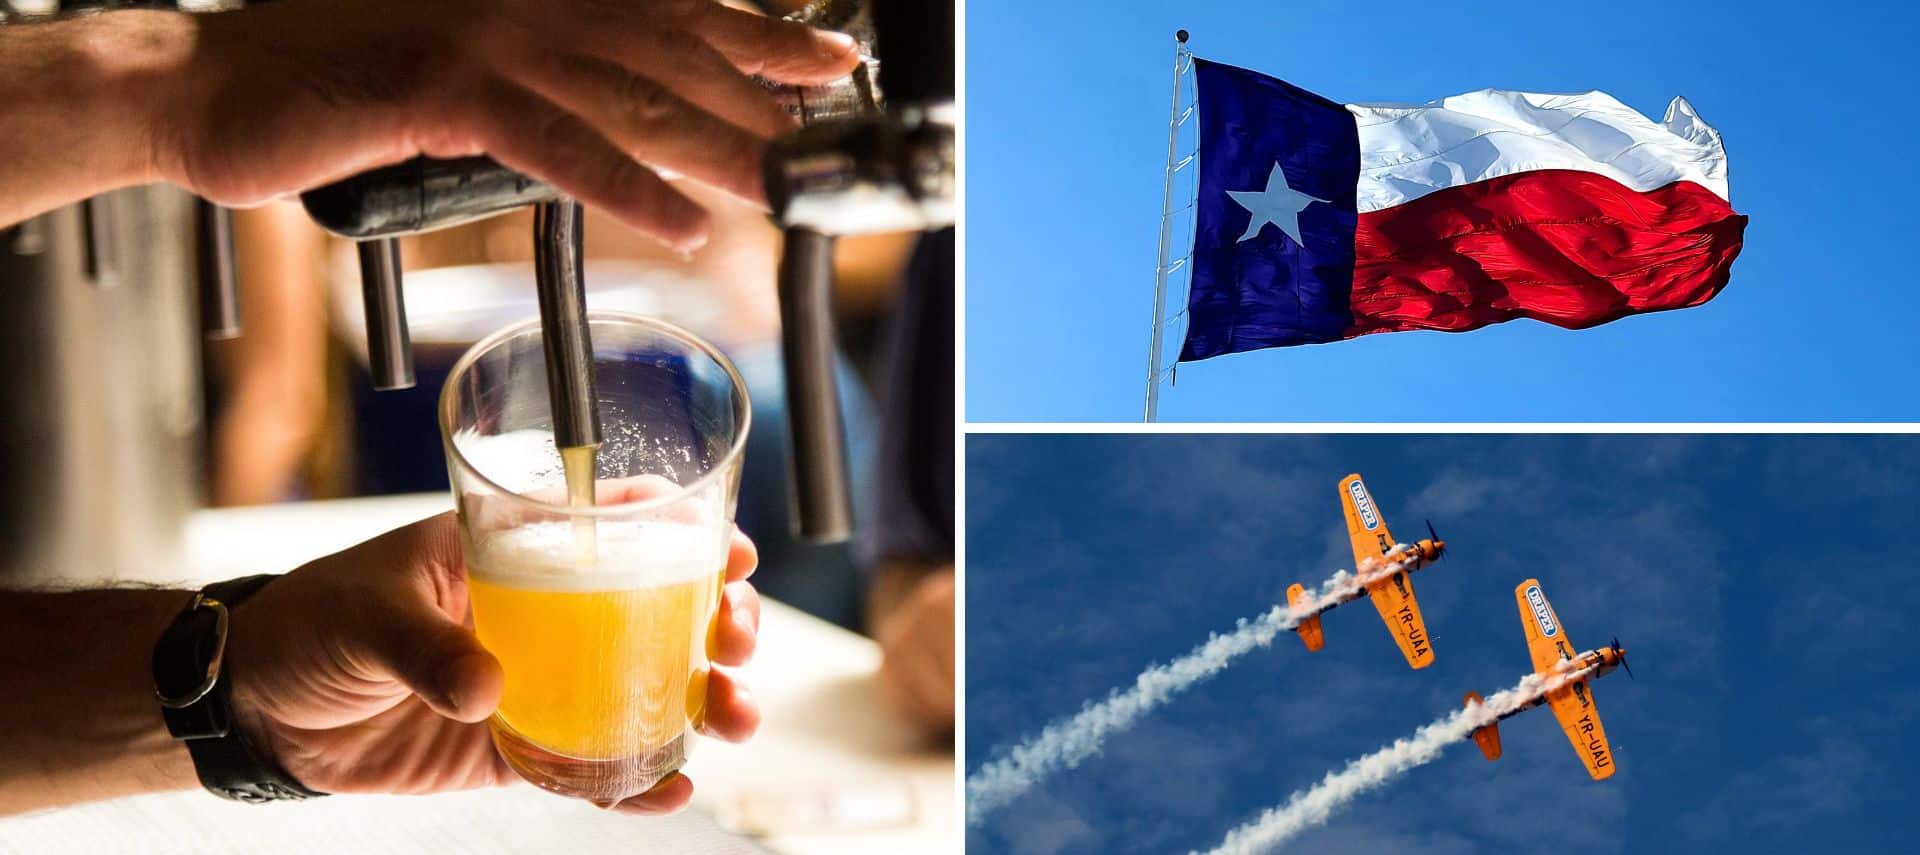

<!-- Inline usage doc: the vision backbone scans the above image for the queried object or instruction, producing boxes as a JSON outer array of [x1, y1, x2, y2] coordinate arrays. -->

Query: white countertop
[[0, 494, 954, 855]]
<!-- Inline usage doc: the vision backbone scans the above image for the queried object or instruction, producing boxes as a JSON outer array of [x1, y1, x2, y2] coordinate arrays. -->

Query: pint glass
[[439, 313, 748, 804]]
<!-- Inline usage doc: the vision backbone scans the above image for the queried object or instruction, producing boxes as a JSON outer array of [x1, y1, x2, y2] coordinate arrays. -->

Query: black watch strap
[[151, 574, 327, 803]]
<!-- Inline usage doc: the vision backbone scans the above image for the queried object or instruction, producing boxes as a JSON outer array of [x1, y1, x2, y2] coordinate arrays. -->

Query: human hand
[[222, 507, 762, 814], [143, 0, 859, 251], [875, 567, 955, 733]]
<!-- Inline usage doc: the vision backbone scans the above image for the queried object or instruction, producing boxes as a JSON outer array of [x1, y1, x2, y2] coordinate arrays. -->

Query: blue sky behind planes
[[966, 0, 1920, 421], [966, 434, 1920, 853]]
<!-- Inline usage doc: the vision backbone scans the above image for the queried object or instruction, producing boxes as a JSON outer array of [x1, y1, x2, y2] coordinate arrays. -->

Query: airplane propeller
[[1611, 636, 1634, 680], [1424, 519, 1448, 560]]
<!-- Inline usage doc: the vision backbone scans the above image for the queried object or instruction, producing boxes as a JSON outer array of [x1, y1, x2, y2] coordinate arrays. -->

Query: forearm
[[0, 588, 198, 816], [0, 11, 187, 228]]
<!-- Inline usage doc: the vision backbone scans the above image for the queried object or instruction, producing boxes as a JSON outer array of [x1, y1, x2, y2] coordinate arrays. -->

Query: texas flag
[[1179, 58, 1747, 362]]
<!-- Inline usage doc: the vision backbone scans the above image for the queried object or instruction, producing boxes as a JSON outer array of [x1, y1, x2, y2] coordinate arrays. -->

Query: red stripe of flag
[[1347, 169, 1748, 338]]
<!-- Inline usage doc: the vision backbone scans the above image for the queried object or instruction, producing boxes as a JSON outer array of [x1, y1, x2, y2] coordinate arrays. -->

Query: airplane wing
[[1344, 475, 1431, 668], [1515, 578, 1577, 674], [1367, 572, 1434, 668], [1338, 474, 1396, 569], [1545, 680, 1617, 779]]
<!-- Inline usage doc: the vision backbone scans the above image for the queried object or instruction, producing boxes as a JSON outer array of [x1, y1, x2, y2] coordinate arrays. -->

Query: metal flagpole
[[1145, 29, 1191, 422]]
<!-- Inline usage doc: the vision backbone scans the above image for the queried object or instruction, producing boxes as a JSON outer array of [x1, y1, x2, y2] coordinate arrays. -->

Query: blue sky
[[965, 434, 1920, 853], [965, 0, 1920, 421]]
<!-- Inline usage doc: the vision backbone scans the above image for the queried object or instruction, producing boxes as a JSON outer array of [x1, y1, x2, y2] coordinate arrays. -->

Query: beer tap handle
[[300, 156, 557, 240], [357, 238, 414, 390], [776, 227, 854, 542], [196, 198, 242, 340]]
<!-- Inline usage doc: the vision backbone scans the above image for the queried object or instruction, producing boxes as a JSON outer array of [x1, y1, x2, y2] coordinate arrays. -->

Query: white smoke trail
[[966, 549, 1411, 826], [1193, 670, 1572, 855]]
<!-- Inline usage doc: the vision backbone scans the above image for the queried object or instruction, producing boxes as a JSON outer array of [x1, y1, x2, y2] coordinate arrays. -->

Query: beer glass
[[439, 312, 748, 804]]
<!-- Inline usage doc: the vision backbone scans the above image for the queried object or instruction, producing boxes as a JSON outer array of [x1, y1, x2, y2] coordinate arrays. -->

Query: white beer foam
[[454, 427, 708, 496], [453, 428, 568, 495], [470, 519, 724, 592]]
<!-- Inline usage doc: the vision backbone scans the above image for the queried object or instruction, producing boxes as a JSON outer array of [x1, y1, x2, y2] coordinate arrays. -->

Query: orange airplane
[[1462, 578, 1633, 780], [1287, 474, 1448, 669]]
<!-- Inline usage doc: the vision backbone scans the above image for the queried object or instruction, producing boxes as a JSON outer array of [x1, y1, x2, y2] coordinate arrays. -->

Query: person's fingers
[[595, 477, 729, 529], [875, 580, 957, 730], [697, 668, 760, 743], [511, 52, 770, 206], [916, 622, 955, 695], [518, 474, 689, 519], [726, 526, 758, 582], [711, 581, 759, 666], [574, 34, 796, 140], [923, 577, 957, 686], [608, 772, 694, 815], [622, 36, 798, 138], [402, 512, 469, 574], [919, 641, 956, 715], [877, 646, 938, 725], [893, 652, 952, 727], [508, 4, 807, 139], [894, 629, 955, 722], [454, 78, 710, 252], [317, 698, 516, 794], [675, 2, 862, 84], [351, 594, 505, 723], [595, 474, 691, 505]]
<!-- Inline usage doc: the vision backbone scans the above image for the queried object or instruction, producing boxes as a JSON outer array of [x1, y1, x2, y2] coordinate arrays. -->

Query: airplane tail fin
[[1464, 692, 1502, 761], [1287, 584, 1324, 652]]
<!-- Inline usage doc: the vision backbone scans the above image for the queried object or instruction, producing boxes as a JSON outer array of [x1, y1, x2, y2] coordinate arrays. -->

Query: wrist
[[124, 592, 205, 793], [121, 594, 205, 794], [0, 9, 197, 225], [152, 575, 327, 803], [89, 590, 203, 798], [69, 10, 201, 191]]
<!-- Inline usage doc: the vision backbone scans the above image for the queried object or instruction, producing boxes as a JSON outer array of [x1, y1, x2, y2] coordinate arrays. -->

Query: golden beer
[[467, 518, 726, 803]]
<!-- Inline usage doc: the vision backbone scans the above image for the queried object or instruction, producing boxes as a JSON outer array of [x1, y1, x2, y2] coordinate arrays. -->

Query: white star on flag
[[1227, 162, 1329, 246]]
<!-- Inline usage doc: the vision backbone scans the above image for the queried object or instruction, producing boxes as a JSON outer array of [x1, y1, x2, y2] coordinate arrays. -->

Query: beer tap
[[297, 157, 599, 446], [300, 174, 599, 465], [291, 0, 951, 545], [353, 237, 410, 388], [196, 199, 242, 339], [300, 156, 558, 390], [78, 195, 117, 289], [763, 0, 955, 542], [532, 199, 601, 454]]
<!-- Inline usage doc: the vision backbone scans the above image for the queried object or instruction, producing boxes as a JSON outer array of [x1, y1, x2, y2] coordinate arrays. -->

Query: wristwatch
[[150, 574, 327, 803]]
